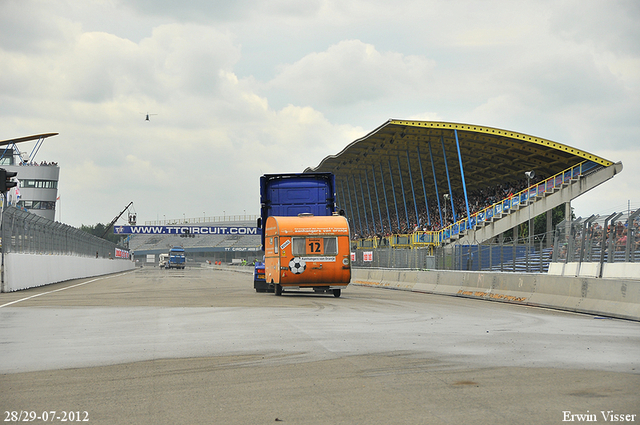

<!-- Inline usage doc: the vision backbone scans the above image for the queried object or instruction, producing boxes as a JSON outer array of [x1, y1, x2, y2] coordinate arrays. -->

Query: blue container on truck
[[254, 172, 337, 292], [168, 246, 186, 269]]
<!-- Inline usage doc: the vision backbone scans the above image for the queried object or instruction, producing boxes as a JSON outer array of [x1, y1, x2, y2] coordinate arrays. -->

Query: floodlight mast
[[443, 193, 449, 225], [525, 171, 535, 246]]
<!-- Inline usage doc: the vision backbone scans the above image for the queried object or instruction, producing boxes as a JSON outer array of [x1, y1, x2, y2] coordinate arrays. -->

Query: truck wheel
[[275, 283, 283, 296], [333, 289, 341, 298]]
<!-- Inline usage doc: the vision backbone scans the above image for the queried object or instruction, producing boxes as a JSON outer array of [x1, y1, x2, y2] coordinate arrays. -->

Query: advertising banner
[[114, 225, 258, 235], [477, 211, 485, 223], [115, 248, 130, 259]]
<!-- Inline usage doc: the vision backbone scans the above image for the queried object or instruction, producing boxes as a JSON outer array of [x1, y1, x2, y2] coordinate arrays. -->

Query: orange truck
[[264, 213, 351, 297]]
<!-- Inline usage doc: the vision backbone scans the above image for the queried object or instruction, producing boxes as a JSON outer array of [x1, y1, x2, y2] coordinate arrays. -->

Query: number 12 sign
[[306, 238, 324, 254]]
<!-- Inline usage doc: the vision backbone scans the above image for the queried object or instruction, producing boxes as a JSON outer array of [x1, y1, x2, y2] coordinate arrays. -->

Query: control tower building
[[0, 133, 59, 221]]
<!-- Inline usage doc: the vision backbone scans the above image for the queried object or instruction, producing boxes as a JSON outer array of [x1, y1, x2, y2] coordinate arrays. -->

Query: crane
[[101, 202, 134, 239]]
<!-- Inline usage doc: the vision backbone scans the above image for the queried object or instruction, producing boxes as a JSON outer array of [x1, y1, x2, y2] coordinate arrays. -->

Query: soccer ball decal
[[289, 257, 306, 274]]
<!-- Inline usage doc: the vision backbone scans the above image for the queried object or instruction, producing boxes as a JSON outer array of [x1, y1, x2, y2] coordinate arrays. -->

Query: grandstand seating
[[444, 161, 621, 246]]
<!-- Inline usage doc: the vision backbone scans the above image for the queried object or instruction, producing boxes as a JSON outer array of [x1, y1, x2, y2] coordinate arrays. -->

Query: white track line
[[0, 270, 135, 308]]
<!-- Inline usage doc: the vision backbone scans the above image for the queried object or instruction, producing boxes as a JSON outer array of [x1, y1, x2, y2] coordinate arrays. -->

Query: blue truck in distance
[[167, 246, 186, 269], [254, 172, 338, 292]]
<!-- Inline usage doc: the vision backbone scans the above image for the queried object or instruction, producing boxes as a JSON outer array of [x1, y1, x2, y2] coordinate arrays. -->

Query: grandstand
[[306, 120, 622, 252]]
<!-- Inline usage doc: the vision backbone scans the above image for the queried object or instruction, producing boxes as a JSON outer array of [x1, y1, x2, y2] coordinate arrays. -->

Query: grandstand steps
[[444, 162, 622, 247]]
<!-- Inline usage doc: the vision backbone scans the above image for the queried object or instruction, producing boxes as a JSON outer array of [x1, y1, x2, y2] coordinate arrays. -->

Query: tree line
[[79, 223, 123, 244]]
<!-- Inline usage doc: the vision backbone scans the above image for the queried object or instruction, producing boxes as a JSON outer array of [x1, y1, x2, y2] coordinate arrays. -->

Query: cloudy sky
[[1, 0, 638, 228]]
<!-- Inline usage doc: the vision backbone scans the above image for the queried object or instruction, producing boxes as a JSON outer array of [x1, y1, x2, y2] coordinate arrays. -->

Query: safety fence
[[552, 210, 640, 271], [351, 247, 435, 269], [1, 205, 128, 259], [353, 236, 551, 272], [435, 239, 552, 273], [352, 208, 639, 274]]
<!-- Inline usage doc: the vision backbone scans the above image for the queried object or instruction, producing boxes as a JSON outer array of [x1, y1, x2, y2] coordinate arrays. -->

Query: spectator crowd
[[19, 161, 58, 166], [349, 177, 533, 239], [556, 211, 640, 261]]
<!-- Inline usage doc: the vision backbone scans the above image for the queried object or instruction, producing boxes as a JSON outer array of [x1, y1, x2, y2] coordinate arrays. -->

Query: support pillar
[[546, 209, 553, 249], [565, 201, 572, 249]]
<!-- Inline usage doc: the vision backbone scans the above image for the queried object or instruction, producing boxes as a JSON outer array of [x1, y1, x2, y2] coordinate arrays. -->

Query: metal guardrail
[[1, 206, 125, 259]]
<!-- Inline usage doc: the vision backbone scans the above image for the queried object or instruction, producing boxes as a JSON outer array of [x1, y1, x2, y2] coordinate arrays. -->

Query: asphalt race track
[[1, 267, 638, 424]]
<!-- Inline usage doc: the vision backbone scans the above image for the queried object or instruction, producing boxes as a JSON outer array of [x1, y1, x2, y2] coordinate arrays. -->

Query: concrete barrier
[[528, 276, 586, 312], [3, 253, 136, 292], [431, 270, 464, 295], [578, 262, 600, 278], [547, 262, 564, 276], [352, 268, 640, 321], [547, 261, 639, 280], [575, 279, 638, 319], [381, 269, 417, 291], [602, 263, 640, 280], [563, 262, 580, 277], [352, 268, 384, 288]]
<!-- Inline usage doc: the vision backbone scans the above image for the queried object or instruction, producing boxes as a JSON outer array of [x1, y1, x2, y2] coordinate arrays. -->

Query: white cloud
[[267, 40, 436, 108], [0, 0, 638, 226], [549, 0, 640, 56], [0, 0, 79, 54]]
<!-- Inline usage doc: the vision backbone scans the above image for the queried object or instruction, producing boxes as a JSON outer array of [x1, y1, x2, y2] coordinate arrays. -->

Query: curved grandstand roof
[[305, 120, 614, 202], [0, 133, 58, 146]]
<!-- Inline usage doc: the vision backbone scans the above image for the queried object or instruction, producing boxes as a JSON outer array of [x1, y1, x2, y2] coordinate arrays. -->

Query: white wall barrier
[[3, 253, 136, 292], [547, 261, 640, 279], [352, 268, 640, 321]]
